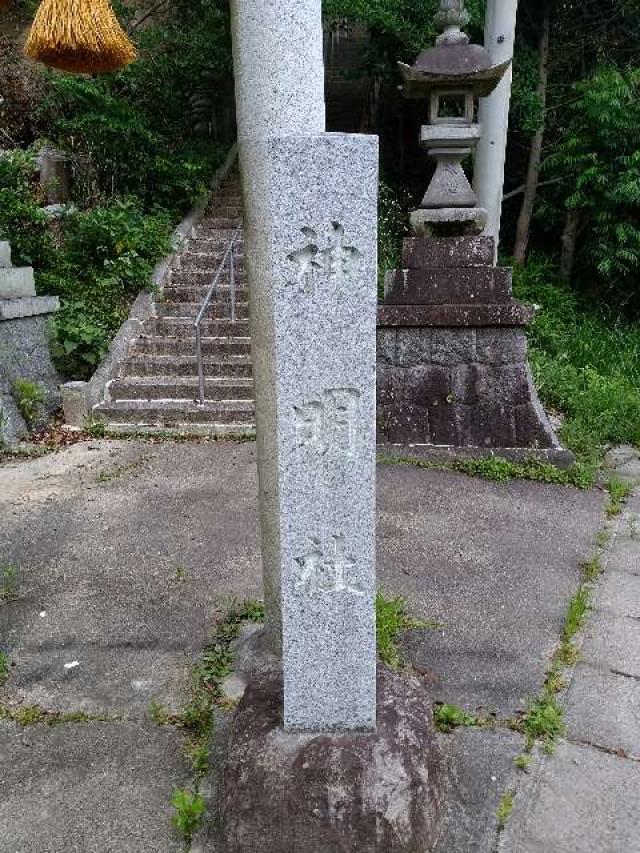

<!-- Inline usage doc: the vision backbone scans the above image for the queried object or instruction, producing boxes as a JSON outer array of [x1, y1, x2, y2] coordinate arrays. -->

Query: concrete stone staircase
[[94, 179, 255, 435]]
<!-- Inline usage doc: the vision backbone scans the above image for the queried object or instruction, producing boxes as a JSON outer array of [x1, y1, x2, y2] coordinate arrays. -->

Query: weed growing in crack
[[522, 697, 565, 750], [606, 475, 632, 517], [378, 453, 595, 489], [0, 704, 115, 726], [0, 566, 18, 603], [167, 599, 265, 843], [433, 703, 478, 733], [0, 652, 9, 686], [581, 554, 603, 582], [514, 754, 531, 772], [496, 790, 515, 829], [564, 585, 591, 641], [149, 701, 171, 726], [171, 787, 205, 843], [376, 593, 441, 669]]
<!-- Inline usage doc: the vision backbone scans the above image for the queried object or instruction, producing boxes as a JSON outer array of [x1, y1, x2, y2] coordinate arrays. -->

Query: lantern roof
[[399, 43, 510, 99]]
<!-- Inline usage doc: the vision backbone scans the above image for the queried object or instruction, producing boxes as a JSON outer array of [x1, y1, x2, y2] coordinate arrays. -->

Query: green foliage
[[606, 475, 632, 517], [379, 452, 595, 490], [375, 592, 434, 667], [434, 703, 477, 733], [0, 652, 9, 687], [0, 150, 54, 269], [0, 566, 18, 603], [12, 379, 44, 428], [37, 0, 232, 213], [496, 791, 515, 830], [378, 180, 411, 297], [522, 696, 565, 747], [323, 0, 485, 72], [563, 585, 591, 641], [513, 257, 640, 460], [171, 788, 205, 843], [546, 67, 640, 306]]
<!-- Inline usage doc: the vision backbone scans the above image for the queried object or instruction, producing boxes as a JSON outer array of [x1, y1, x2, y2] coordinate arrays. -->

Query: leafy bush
[[378, 180, 412, 297], [546, 67, 640, 308], [0, 150, 55, 269], [13, 379, 44, 428], [514, 257, 640, 460], [0, 154, 172, 378], [45, 201, 171, 378]]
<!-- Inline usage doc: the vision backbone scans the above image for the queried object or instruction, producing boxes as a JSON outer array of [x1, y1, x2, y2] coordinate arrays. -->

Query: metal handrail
[[194, 228, 241, 405]]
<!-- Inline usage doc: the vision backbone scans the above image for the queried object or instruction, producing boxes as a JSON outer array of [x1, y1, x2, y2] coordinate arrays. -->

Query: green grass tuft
[[376, 593, 440, 668], [606, 475, 633, 517], [563, 585, 591, 641], [522, 697, 565, 747], [0, 652, 9, 686], [433, 703, 477, 733], [497, 791, 515, 829]]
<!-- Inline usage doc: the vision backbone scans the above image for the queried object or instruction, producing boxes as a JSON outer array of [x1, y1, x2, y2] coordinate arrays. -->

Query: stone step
[[195, 218, 242, 234], [155, 301, 249, 319], [188, 236, 245, 254], [94, 399, 255, 427], [130, 335, 251, 356], [169, 268, 248, 286], [179, 250, 245, 271], [147, 317, 250, 337], [201, 204, 242, 219], [108, 376, 254, 402], [208, 194, 242, 208], [162, 285, 249, 303], [121, 355, 253, 379]]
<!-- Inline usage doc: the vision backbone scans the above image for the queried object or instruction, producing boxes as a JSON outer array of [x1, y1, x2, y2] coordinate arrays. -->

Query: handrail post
[[196, 323, 205, 405], [230, 240, 236, 324], [193, 228, 240, 406]]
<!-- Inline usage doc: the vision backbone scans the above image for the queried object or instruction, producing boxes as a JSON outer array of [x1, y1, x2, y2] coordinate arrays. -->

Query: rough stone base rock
[[222, 666, 443, 853]]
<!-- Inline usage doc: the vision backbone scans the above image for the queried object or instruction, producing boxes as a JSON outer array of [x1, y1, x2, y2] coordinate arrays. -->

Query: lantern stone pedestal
[[377, 235, 573, 466], [0, 241, 61, 444]]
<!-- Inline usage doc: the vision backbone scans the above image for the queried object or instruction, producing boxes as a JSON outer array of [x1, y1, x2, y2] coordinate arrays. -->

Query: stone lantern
[[398, 0, 510, 235], [375, 0, 571, 464]]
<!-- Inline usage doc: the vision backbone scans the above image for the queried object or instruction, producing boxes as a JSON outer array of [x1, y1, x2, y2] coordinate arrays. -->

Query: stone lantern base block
[[410, 207, 487, 237], [222, 666, 443, 853]]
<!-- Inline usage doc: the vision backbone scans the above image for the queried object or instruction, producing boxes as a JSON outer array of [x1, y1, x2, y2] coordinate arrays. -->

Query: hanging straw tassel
[[25, 0, 137, 75]]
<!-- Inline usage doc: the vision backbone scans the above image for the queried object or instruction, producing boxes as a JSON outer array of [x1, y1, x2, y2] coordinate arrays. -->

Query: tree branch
[[503, 177, 564, 202]]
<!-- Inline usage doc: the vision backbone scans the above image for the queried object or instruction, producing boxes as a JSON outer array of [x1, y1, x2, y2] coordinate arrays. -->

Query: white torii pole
[[473, 0, 519, 258]]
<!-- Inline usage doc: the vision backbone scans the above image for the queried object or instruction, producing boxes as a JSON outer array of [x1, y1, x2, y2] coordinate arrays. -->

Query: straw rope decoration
[[25, 0, 137, 75]]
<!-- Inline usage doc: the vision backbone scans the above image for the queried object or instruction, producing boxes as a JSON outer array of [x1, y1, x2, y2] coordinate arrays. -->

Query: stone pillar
[[230, 0, 377, 732], [474, 0, 519, 252], [231, 0, 325, 652]]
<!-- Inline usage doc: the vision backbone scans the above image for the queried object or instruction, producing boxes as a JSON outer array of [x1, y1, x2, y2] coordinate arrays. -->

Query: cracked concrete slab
[[500, 740, 640, 853], [0, 720, 187, 853], [378, 463, 603, 715], [564, 664, 640, 757], [434, 728, 524, 853], [0, 441, 262, 715]]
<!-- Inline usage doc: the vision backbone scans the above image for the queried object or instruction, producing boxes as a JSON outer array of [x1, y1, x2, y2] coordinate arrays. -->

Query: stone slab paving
[[501, 454, 640, 853], [0, 440, 606, 852], [379, 462, 603, 716], [0, 721, 186, 853], [500, 740, 640, 853], [434, 729, 523, 853]]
